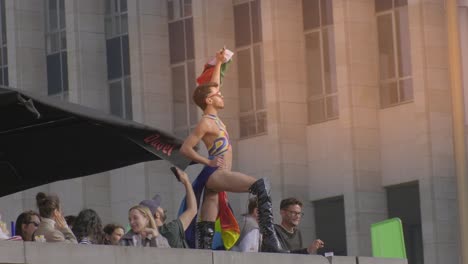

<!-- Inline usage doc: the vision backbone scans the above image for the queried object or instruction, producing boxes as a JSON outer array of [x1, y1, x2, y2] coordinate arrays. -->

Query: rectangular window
[[234, 0, 266, 138], [376, 0, 412, 108], [46, 0, 68, 97], [303, 0, 338, 125], [0, 0, 8, 86], [105, 0, 132, 120], [168, 0, 197, 136]]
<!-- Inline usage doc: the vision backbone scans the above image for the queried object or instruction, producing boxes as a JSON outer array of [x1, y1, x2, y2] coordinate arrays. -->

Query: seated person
[[231, 197, 260, 252], [64, 215, 77, 230], [0, 215, 10, 240], [15, 210, 41, 241], [103, 223, 125, 245], [139, 167, 196, 248], [72, 209, 104, 245], [120, 205, 170, 248], [273, 197, 324, 254], [34, 192, 77, 243]]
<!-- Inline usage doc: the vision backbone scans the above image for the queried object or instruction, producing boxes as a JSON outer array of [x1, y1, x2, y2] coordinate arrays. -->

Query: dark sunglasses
[[28, 222, 40, 227]]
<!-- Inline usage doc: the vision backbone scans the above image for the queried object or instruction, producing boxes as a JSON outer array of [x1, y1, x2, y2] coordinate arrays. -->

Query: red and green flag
[[196, 49, 234, 85]]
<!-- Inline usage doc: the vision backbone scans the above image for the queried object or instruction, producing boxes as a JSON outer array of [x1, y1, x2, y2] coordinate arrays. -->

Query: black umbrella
[[0, 86, 192, 197]]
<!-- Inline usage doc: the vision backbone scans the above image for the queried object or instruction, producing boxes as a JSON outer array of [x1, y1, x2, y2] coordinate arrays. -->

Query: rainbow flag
[[212, 191, 240, 250], [179, 165, 240, 250]]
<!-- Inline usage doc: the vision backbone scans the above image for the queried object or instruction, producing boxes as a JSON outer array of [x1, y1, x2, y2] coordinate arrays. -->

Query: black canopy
[[0, 87, 192, 197]]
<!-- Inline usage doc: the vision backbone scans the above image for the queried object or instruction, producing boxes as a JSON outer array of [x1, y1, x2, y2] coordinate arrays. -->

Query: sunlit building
[[0, 1, 467, 263]]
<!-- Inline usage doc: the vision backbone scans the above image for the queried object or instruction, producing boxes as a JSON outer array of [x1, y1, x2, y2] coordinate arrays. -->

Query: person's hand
[[176, 167, 190, 184], [141, 228, 159, 239], [208, 155, 225, 168], [53, 210, 67, 230], [215, 48, 225, 64], [307, 239, 324, 254]]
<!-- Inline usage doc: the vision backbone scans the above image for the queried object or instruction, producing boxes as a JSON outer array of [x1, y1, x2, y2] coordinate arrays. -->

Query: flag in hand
[[196, 49, 234, 85]]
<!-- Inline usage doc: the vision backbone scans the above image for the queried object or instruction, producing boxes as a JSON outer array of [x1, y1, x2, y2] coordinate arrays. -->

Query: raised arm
[[210, 49, 225, 88], [175, 167, 197, 231]]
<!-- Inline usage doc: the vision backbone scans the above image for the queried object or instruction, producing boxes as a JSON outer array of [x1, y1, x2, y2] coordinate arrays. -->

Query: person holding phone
[[34, 192, 77, 243], [139, 167, 196, 248], [179, 48, 285, 252]]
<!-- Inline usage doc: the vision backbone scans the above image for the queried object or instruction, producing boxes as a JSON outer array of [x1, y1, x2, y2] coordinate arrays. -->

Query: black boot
[[249, 178, 288, 253], [196, 221, 215, 249]]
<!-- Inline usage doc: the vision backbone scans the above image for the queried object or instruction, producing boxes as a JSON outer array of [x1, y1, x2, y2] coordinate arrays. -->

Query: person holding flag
[[179, 48, 286, 253]]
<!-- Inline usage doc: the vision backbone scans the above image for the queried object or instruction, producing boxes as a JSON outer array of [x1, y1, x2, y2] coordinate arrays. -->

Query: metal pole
[[446, 0, 468, 263]]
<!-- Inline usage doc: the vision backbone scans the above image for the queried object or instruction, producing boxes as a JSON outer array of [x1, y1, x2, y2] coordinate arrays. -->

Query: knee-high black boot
[[196, 221, 215, 249], [249, 178, 288, 253]]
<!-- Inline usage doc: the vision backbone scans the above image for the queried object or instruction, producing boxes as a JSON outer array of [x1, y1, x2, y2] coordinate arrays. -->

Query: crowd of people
[[0, 48, 325, 254], [0, 172, 324, 254]]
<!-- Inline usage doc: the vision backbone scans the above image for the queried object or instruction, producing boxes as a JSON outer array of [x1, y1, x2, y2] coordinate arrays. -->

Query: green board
[[371, 218, 406, 259]]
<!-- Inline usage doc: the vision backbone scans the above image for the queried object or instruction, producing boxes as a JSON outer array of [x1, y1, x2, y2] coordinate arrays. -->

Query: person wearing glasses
[[139, 167, 197, 248], [274, 197, 324, 254], [179, 48, 285, 252], [15, 210, 41, 241]]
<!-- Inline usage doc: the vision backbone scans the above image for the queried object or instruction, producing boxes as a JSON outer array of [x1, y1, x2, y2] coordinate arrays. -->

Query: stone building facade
[[1, 1, 467, 263]]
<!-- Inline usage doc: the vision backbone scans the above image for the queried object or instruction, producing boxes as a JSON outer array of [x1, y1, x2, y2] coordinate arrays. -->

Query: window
[[234, 0, 266, 138], [105, 0, 132, 119], [167, 0, 196, 138], [375, 0, 412, 108], [0, 0, 7, 86], [46, 0, 67, 97], [303, 0, 338, 125]]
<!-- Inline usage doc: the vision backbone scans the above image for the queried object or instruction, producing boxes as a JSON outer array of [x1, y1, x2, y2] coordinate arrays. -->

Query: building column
[[66, 0, 108, 110], [7, 0, 47, 94]]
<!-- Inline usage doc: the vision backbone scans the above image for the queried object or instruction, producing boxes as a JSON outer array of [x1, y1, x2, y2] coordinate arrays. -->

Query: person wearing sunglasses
[[15, 210, 40, 241], [179, 48, 285, 252], [274, 197, 324, 254]]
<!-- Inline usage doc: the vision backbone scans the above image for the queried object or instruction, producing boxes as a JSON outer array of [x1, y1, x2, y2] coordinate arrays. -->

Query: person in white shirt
[[231, 197, 261, 252]]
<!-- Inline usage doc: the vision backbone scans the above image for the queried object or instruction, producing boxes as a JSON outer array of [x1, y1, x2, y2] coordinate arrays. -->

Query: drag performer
[[179, 48, 285, 253]]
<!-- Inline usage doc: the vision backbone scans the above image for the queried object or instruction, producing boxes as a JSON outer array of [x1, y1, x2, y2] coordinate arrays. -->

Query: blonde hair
[[128, 205, 157, 229]]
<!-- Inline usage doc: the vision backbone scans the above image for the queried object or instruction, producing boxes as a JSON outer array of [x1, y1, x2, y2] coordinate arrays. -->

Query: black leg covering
[[196, 221, 215, 249], [249, 178, 288, 253]]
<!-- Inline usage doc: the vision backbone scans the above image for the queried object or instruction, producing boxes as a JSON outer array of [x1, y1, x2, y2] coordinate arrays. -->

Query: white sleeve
[[237, 229, 260, 252]]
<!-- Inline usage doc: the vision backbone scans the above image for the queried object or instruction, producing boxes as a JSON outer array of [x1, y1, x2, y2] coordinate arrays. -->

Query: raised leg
[[249, 178, 288, 253]]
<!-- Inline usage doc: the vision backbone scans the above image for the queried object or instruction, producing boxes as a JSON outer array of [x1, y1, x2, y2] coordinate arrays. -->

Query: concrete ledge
[[0, 241, 408, 264], [0, 241, 25, 264], [22, 242, 212, 264], [328, 256, 357, 264], [24, 242, 117, 264], [213, 250, 330, 264], [358, 256, 407, 264]]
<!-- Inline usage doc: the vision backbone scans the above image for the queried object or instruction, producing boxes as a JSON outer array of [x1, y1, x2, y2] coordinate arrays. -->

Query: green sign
[[371, 218, 406, 259]]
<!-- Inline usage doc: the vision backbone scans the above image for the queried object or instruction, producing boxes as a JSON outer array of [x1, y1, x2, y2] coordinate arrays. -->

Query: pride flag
[[196, 49, 234, 85]]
